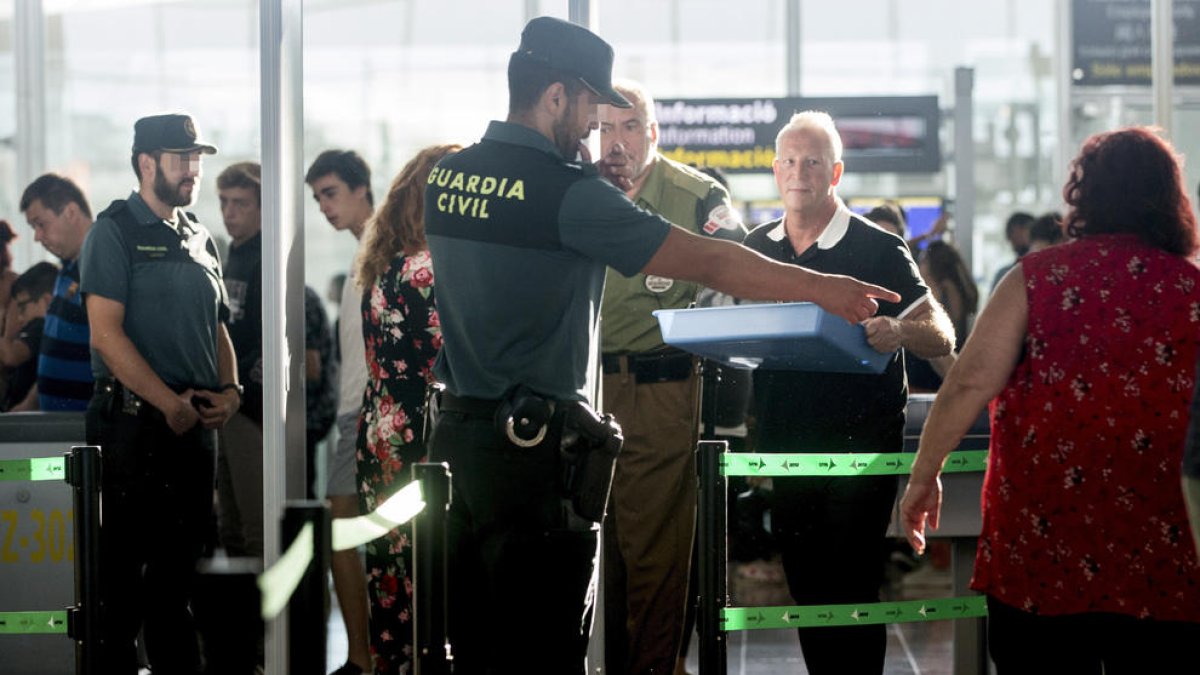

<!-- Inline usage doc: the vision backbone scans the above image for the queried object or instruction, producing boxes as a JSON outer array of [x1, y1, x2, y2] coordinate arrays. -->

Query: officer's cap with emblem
[[512, 16, 632, 109], [132, 113, 218, 155]]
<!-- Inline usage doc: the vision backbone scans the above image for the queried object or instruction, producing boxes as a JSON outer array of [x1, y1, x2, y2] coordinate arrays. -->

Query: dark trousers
[[428, 410, 598, 675], [772, 474, 897, 675], [87, 386, 216, 675], [987, 595, 1200, 674]]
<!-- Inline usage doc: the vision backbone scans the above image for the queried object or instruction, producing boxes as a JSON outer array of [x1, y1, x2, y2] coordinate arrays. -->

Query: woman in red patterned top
[[900, 126, 1200, 674]]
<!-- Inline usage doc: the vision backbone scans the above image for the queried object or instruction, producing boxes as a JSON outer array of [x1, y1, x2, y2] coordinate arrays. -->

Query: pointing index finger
[[866, 283, 901, 304]]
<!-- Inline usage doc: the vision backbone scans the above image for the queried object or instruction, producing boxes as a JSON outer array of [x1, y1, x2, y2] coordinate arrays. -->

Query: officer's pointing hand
[[815, 274, 901, 324]]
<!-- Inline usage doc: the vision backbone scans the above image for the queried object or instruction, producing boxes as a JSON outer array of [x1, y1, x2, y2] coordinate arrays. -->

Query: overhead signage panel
[[654, 96, 941, 175], [1072, 0, 1200, 86]]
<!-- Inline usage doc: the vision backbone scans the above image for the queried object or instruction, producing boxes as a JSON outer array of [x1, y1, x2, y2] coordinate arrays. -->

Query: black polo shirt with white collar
[[742, 202, 928, 454]]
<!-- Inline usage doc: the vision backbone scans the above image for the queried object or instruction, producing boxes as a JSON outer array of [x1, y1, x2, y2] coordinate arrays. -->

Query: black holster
[[557, 401, 623, 522]]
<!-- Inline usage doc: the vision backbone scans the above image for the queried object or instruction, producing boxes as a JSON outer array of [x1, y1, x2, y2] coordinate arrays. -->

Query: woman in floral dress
[[353, 143, 461, 674]]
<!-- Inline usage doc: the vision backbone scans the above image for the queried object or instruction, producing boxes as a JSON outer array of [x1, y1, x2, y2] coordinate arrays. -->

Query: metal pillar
[[15, 0, 46, 191], [1055, 0, 1074, 191], [568, 0, 594, 26], [260, 1, 306, 673], [953, 67, 976, 274], [1152, 0, 1175, 135], [786, 0, 802, 96]]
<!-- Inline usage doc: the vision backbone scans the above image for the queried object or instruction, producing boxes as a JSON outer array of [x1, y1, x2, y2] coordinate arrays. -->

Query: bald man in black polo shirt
[[743, 111, 954, 675]]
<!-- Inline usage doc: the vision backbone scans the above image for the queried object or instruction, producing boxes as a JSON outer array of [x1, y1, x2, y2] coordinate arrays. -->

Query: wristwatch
[[219, 382, 244, 400]]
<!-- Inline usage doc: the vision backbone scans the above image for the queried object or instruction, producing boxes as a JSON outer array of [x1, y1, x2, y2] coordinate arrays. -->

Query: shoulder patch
[[702, 204, 744, 236]]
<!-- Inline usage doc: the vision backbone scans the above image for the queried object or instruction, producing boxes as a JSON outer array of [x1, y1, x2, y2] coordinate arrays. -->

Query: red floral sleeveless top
[[973, 234, 1200, 620]]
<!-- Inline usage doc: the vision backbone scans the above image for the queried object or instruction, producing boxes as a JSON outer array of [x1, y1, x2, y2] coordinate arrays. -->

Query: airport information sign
[[1073, 0, 1200, 86], [654, 95, 941, 175]]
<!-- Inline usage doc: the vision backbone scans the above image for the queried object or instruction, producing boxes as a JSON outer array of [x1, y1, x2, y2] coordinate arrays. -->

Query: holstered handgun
[[558, 402, 623, 523]]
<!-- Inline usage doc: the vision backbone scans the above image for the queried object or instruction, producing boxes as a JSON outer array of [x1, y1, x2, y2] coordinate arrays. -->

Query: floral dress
[[356, 250, 440, 674], [976, 234, 1200, 620]]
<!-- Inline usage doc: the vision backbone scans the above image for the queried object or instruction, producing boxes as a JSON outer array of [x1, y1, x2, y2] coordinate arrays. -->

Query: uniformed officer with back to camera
[[595, 78, 747, 675], [80, 113, 241, 674], [423, 16, 900, 675]]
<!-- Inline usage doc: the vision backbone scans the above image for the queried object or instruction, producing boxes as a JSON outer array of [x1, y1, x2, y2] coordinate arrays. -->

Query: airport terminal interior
[[2, 1, 1199, 674]]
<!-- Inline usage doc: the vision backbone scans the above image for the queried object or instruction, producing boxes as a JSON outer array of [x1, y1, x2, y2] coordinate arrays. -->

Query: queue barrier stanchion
[[194, 557, 262, 675], [197, 477, 429, 673], [0, 447, 96, 673], [413, 462, 452, 675], [697, 440, 729, 675], [698, 446, 990, 675], [65, 445, 102, 675], [283, 502, 331, 675]]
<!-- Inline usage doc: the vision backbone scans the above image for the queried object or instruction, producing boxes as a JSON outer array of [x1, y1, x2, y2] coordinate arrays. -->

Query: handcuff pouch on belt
[[494, 385, 624, 523]]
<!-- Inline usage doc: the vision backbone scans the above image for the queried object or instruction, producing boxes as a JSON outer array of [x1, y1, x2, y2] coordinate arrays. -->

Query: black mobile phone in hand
[[191, 394, 211, 410]]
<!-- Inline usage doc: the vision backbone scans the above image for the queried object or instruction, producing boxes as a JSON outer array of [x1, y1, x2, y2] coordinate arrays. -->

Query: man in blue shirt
[[16, 174, 95, 411]]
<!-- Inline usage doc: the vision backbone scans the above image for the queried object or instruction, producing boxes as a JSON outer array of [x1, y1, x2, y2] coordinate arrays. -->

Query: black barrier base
[[194, 557, 263, 675], [284, 502, 331, 675]]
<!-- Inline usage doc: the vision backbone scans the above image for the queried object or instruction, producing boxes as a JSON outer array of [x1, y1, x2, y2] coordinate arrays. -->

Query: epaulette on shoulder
[[661, 156, 722, 200]]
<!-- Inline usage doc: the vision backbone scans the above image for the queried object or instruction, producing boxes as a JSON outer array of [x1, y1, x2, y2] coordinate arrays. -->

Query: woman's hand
[[899, 472, 943, 555]]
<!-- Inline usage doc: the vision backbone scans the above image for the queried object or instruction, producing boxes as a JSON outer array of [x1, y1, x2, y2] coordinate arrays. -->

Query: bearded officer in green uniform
[[596, 79, 745, 675]]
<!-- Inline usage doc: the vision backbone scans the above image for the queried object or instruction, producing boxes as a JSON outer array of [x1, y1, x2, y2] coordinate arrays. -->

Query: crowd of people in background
[[2, 17, 1199, 675]]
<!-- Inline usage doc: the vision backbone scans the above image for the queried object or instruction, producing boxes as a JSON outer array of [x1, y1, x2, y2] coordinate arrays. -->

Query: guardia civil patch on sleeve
[[702, 204, 743, 235]]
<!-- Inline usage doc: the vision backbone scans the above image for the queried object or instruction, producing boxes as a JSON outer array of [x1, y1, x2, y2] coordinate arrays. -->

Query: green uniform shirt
[[600, 156, 745, 354], [80, 192, 229, 390], [426, 121, 673, 401]]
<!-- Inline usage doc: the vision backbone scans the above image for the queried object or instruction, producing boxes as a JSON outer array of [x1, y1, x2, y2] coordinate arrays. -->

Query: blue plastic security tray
[[653, 302, 891, 374]]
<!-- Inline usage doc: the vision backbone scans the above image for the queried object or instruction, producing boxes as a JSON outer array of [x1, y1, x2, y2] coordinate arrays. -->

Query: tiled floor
[[325, 555, 964, 674]]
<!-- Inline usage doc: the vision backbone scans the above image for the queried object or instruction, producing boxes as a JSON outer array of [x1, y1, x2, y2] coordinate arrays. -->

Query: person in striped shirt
[[16, 173, 94, 411]]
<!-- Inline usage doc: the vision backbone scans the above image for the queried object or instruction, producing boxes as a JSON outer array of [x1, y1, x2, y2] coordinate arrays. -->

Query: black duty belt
[[600, 350, 695, 384], [439, 392, 503, 419]]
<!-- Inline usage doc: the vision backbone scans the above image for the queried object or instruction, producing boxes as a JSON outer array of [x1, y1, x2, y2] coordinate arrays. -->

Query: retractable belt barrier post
[[283, 502, 331, 675], [413, 462, 452, 675], [66, 446, 101, 675], [0, 446, 97, 673], [697, 440, 729, 675], [194, 557, 263, 675], [191, 473, 428, 673], [697, 443, 989, 675]]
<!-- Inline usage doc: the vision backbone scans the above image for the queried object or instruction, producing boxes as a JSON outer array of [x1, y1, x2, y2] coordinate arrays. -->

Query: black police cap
[[132, 113, 217, 155], [512, 17, 632, 109]]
